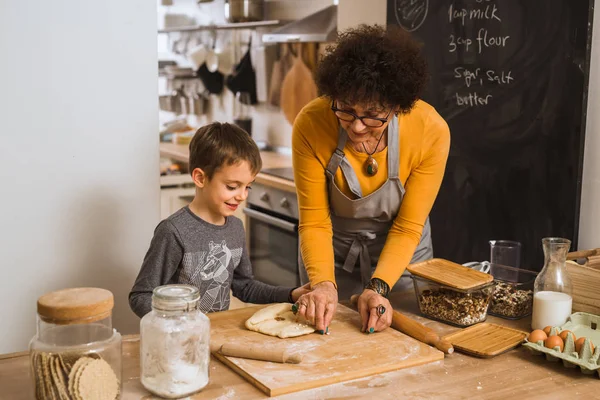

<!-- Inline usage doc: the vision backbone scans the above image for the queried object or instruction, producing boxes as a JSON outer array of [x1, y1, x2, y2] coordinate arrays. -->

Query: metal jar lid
[[37, 287, 114, 325], [152, 284, 200, 312]]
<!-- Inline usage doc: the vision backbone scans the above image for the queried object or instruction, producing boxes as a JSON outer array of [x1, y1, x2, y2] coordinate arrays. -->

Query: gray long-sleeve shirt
[[129, 206, 293, 317]]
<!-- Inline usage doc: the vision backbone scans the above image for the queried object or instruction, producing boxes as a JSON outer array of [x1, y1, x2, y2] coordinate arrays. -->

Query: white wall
[[0, 1, 159, 352], [338, 0, 387, 31], [579, 4, 600, 250]]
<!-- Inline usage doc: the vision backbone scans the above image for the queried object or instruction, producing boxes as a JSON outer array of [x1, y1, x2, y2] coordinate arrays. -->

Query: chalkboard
[[387, 0, 594, 271]]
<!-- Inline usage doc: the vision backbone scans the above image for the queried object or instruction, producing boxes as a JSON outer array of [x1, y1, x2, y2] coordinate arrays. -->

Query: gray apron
[[299, 115, 434, 299]]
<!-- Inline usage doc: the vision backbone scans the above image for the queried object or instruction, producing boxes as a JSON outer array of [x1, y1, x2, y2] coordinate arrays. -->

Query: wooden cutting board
[[442, 323, 528, 358], [209, 304, 444, 397], [279, 46, 318, 126], [407, 258, 493, 289]]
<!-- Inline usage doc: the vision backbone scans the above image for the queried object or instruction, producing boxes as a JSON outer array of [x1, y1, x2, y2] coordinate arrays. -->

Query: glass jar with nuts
[[411, 275, 495, 327], [488, 263, 538, 319]]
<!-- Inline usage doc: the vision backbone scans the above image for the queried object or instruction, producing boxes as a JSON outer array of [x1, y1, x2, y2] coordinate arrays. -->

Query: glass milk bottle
[[140, 285, 210, 398], [531, 237, 573, 330]]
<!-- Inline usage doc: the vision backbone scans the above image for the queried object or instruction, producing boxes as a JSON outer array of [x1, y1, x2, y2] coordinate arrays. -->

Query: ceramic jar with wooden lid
[[29, 287, 122, 400]]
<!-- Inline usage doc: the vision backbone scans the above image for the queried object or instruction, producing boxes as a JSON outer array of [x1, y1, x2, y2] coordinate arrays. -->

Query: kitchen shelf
[[158, 20, 281, 34]]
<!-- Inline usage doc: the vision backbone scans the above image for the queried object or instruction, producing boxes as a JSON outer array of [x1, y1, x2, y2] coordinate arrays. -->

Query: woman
[[292, 25, 450, 334]]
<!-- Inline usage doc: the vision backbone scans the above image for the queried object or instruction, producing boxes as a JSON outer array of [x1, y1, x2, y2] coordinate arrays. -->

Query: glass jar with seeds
[[140, 284, 210, 398], [29, 287, 122, 400]]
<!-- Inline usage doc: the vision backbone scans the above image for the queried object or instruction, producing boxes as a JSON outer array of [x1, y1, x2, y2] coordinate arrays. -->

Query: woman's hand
[[357, 289, 392, 333], [294, 281, 338, 334], [290, 283, 312, 302]]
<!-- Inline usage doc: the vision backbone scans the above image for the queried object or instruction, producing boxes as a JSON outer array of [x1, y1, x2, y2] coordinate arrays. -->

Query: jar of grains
[[29, 287, 122, 400], [140, 284, 210, 398]]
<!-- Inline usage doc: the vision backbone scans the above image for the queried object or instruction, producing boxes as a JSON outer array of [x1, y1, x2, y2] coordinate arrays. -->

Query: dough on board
[[245, 303, 315, 338]]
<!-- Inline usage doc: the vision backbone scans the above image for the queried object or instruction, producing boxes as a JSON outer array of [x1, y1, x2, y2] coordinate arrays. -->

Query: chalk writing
[[447, 1, 513, 106], [454, 68, 514, 87], [448, 3, 501, 25]]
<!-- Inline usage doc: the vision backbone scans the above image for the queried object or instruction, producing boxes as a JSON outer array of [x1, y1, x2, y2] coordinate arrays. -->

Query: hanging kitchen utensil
[[189, 81, 210, 117], [187, 43, 208, 71], [268, 43, 294, 107], [279, 43, 318, 125], [217, 34, 235, 75], [170, 87, 184, 115], [196, 63, 224, 95], [301, 42, 318, 74], [179, 86, 189, 115], [251, 43, 271, 103], [159, 94, 173, 112], [225, 39, 258, 104], [206, 30, 219, 73]]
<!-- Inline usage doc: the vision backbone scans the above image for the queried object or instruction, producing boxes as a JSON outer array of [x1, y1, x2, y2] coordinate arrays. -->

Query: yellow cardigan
[[292, 96, 451, 288]]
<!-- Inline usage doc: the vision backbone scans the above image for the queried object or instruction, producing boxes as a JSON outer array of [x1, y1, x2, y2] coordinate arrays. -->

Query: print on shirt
[[181, 240, 243, 312]]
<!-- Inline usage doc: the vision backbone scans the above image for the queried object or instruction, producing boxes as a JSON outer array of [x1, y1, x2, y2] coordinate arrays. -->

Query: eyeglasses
[[330, 100, 393, 128]]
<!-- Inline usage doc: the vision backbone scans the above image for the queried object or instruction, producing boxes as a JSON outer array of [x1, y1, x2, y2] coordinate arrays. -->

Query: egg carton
[[523, 312, 600, 377]]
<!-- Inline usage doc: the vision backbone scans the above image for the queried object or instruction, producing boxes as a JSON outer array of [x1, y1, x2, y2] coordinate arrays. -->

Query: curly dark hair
[[316, 24, 428, 113]]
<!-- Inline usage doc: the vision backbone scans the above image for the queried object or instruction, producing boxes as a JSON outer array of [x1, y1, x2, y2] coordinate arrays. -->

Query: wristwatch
[[365, 278, 390, 298]]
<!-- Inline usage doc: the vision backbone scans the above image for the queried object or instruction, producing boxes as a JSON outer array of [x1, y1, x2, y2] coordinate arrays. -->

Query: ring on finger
[[376, 304, 386, 317]]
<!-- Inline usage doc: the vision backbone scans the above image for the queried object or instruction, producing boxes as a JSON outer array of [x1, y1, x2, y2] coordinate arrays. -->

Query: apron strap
[[341, 231, 376, 285], [387, 114, 400, 179], [326, 125, 364, 198]]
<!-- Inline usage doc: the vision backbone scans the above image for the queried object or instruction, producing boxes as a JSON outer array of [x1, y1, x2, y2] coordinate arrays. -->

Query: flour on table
[[245, 303, 315, 338]]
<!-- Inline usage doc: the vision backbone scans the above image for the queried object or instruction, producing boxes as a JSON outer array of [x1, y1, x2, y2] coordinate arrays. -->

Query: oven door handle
[[243, 208, 297, 233]]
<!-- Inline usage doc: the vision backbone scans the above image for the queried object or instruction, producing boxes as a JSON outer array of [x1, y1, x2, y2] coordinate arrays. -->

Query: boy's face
[[196, 160, 256, 223]]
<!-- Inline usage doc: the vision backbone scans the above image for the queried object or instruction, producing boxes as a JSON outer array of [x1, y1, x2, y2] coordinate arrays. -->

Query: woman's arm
[[292, 104, 340, 333], [292, 111, 337, 287], [372, 109, 451, 287]]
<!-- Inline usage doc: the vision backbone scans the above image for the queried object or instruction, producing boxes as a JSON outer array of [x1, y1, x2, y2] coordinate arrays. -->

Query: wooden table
[[2, 292, 598, 399]]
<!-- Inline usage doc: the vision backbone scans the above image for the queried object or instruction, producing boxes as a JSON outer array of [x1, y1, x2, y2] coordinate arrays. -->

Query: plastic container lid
[[37, 287, 114, 325], [408, 258, 494, 290]]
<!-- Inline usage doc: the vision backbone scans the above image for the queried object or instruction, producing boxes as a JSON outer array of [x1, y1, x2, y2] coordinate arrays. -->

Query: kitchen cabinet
[[160, 174, 195, 220]]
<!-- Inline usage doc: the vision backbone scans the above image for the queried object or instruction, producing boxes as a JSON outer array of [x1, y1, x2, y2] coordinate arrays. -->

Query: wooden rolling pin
[[349, 295, 454, 355], [211, 342, 303, 364]]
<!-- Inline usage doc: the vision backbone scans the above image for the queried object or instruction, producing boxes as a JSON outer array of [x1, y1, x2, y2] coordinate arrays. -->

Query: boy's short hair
[[188, 122, 262, 179]]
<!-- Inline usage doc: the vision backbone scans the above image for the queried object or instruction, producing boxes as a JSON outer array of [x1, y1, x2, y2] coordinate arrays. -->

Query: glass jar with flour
[[531, 237, 573, 330], [140, 284, 210, 398]]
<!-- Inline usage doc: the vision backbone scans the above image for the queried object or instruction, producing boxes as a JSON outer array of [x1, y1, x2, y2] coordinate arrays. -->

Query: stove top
[[260, 167, 295, 182]]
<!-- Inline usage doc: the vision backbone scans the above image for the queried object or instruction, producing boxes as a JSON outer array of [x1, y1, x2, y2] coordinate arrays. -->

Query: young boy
[[129, 122, 308, 317]]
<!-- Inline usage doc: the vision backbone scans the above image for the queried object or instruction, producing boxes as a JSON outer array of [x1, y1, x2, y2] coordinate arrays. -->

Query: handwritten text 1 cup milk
[[531, 291, 572, 330]]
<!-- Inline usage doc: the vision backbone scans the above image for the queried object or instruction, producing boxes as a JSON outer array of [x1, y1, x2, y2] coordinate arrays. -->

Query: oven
[[243, 168, 301, 287]]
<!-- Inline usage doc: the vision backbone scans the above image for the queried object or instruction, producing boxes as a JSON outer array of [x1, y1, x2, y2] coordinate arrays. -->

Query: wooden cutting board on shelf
[[209, 304, 444, 397]]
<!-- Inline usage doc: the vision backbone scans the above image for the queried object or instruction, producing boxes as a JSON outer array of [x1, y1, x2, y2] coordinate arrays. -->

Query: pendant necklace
[[362, 130, 386, 176]]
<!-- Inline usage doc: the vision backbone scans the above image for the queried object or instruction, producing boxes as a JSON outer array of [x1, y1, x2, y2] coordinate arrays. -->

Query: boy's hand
[[290, 283, 312, 303]]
